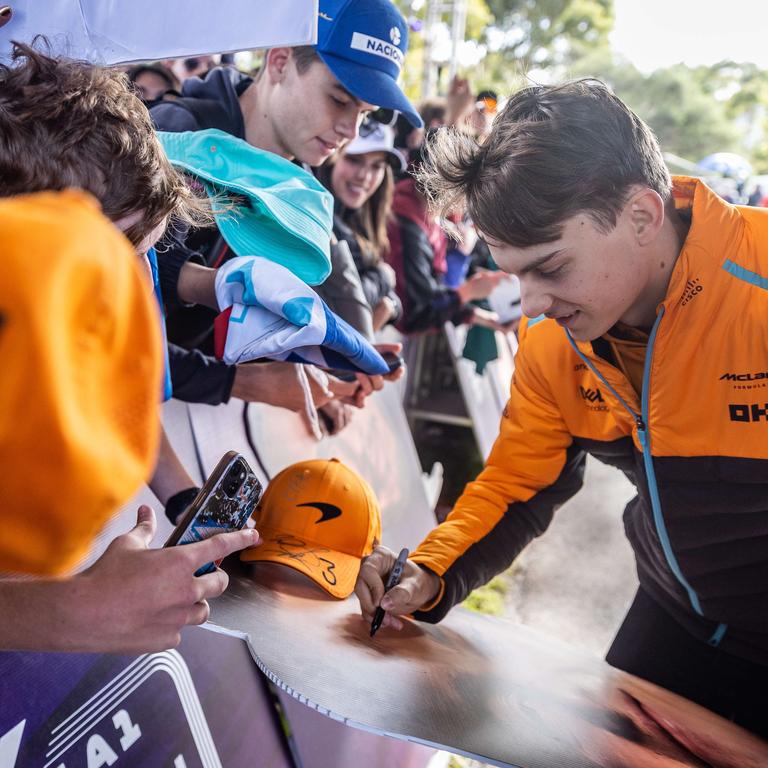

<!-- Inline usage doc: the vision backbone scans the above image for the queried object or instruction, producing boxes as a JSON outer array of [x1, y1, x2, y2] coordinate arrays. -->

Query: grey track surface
[[504, 456, 639, 657], [448, 458, 639, 768]]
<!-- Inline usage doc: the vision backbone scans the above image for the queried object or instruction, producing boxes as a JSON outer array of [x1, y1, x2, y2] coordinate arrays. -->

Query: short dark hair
[[292, 45, 321, 74], [253, 45, 319, 83], [418, 79, 672, 247], [0, 41, 210, 247], [476, 89, 497, 102], [418, 97, 447, 128]]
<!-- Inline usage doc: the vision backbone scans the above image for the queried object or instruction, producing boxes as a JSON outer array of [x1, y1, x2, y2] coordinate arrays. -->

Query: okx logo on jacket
[[213, 256, 389, 375]]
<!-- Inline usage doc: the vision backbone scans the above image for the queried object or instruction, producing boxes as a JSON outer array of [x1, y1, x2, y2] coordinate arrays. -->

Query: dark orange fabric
[[604, 323, 648, 398], [0, 190, 162, 575], [242, 458, 381, 598]]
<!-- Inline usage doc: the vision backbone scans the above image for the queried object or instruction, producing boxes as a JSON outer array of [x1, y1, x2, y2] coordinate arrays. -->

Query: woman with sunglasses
[[316, 119, 404, 331]]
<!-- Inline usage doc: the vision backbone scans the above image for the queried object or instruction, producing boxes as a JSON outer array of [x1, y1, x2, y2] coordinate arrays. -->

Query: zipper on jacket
[[565, 314, 728, 645]]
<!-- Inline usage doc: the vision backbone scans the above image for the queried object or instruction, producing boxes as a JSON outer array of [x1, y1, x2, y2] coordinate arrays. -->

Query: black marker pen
[[370, 547, 409, 637]]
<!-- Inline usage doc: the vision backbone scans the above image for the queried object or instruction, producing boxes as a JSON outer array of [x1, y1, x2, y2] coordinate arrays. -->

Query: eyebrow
[[332, 83, 364, 107], [518, 249, 565, 276]]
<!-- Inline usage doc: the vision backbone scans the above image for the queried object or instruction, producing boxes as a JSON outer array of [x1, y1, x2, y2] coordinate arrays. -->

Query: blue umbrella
[[697, 152, 753, 181]]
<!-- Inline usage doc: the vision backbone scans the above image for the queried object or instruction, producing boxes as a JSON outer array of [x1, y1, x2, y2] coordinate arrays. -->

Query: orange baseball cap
[[242, 458, 381, 598], [0, 190, 163, 575]]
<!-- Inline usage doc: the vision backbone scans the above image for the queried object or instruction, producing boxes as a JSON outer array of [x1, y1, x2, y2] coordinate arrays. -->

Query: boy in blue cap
[[151, 0, 420, 411], [152, 0, 421, 161]]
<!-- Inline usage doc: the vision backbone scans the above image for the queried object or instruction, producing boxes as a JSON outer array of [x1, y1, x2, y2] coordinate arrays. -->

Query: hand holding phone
[[164, 451, 262, 576], [326, 351, 404, 383]]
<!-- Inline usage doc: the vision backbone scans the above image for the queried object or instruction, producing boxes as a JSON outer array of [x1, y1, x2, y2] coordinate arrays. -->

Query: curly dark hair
[[0, 40, 211, 247]]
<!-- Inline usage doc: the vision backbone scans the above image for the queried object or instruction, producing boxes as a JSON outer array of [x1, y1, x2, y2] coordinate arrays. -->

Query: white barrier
[[443, 323, 518, 460], [404, 325, 518, 462], [79, 398, 200, 568], [188, 384, 437, 552]]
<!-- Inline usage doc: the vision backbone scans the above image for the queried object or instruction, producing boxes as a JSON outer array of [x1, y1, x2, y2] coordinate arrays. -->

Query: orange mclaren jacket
[[411, 178, 768, 664]]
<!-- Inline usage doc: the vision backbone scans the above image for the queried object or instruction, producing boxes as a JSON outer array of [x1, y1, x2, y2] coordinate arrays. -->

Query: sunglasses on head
[[358, 120, 385, 139], [366, 107, 399, 127]]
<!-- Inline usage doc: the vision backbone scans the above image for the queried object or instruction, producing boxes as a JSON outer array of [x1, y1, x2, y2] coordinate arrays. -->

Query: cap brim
[[240, 528, 363, 599], [345, 143, 406, 172], [211, 192, 332, 285], [317, 50, 423, 129]]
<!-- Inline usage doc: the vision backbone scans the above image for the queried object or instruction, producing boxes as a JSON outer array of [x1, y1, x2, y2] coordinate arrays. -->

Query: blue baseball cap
[[316, 0, 423, 129]]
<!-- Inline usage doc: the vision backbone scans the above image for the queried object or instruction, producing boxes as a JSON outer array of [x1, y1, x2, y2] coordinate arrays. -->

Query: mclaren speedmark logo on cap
[[350, 32, 404, 70], [298, 501, 342, 523]]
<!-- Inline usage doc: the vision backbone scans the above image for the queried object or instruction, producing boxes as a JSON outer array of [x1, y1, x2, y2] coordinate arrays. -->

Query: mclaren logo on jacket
[[720, 371, 768, 391]]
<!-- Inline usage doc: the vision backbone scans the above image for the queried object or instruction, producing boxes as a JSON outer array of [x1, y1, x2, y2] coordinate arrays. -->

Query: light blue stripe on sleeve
[[723, 259, 768, 290]]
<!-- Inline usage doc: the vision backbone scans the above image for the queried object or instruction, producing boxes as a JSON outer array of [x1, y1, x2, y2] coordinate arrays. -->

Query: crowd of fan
[[0, 0, 509, 654]]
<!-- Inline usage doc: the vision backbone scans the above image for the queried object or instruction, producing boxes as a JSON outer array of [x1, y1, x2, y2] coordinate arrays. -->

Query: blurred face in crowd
[[467, 95, 497, 140], [133, 70, 172, 103], [261, 50, 376, 167], [170, 55, 215, 83], [331, 150, 388, 210]]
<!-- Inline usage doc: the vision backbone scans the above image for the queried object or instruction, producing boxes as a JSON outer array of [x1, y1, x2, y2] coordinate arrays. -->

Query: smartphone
[[164, 451, 262, 576], [327, 351, 405, 383]]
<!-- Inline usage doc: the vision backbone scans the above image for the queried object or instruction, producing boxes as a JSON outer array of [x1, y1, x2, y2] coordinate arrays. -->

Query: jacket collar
[[662, 176, 744, 313]]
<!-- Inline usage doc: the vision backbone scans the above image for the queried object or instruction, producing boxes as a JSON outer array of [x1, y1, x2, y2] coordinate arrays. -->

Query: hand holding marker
[[370, 547, 409, 637]]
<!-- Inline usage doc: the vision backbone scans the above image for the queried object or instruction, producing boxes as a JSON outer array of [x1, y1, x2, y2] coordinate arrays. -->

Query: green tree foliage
[[689, 61, 768, 171], [689, 61, 768, 117], [393, 1, 766, 170], [485, 0, 614, 69], [569, 50, 752, 166], [394, 0, 496, 100], [395, 0, 614, 98]]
